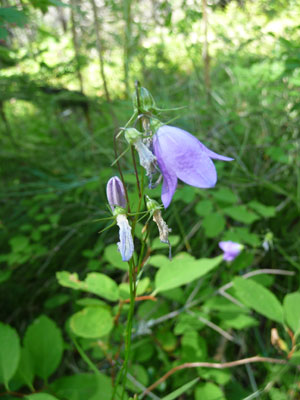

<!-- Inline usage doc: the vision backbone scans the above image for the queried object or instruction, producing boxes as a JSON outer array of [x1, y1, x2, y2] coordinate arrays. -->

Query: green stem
[[71, 334, 101, 376], [121, 259, 136, 397]]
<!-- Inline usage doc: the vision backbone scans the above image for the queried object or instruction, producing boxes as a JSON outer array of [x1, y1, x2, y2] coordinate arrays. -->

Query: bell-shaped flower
[[106, 176, 134, 262], [219, 241, 244, 262], [152, 125, 233, 208]]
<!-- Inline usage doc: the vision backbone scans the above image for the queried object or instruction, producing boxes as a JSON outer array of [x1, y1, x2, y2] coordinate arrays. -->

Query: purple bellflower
[[153, 125, 233, 208], [106, 176, 134, 262], [219, 241, 243, 262]]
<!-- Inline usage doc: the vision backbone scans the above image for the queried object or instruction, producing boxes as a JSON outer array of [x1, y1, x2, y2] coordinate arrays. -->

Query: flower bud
[[106, 176, 126, 212], [132, 87, 156, 113], [146, 195, 160, 212]]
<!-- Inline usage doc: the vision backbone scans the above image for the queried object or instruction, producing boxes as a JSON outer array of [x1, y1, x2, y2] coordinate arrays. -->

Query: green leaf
[[0, 323, 20, 390], [195, 200, 213, 216], [85, 273, 118, 301], [154, 254, 222, 293], [9, 235, 29, 253], [70, 307, 113, 338], [15, 347, 34, 390], [162, 378, 199, 400], [57, 271, 118, 302], [24, 315, 63, 380], [211, 187, 238, 204], [195, 382, 225, 400], [283, 292, 300, 333], [233, 278, 283, 323], [202, 213, 226, 238], [223, 206, 260, 224], [248, 201, 276, 218], [50, 373, 124, 400], [104, 244, 128, 270], [25, 394, 59, 400]]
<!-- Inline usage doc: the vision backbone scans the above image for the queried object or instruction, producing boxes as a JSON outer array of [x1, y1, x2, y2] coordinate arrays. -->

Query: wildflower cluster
[[104, 85, 233, 262], [101, 84, 236, 396]]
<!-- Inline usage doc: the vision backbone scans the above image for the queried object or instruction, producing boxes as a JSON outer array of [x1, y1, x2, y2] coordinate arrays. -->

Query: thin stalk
[[202, 0, 211, 102], [90, 0, 111, 103], [123, 0, 133, 97], [70, 0, 84, 93]]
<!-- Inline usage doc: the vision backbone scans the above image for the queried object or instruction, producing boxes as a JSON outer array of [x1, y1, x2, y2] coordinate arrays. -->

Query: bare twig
[[187, 310, 241, 345], [216, 269, 295, 295], [141, 356, 287, 398]]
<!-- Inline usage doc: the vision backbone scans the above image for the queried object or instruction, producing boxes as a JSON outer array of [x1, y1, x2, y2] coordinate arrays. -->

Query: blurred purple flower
[[219, 241, 243, 262], [106, 176, 134, 262], [106, 176, 126, 211], [152, 125, 233, 208]]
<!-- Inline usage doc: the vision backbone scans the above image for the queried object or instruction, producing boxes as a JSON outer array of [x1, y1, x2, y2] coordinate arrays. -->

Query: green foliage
[[154, 254, 223, 293], [0, 323, 20, 390], [70, 307, 113, 338], [233, 278, 284, 323], [1, 0, 300, 398], [23, 315, 63, 381]]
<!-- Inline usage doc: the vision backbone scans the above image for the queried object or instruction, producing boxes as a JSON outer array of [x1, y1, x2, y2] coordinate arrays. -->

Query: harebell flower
[[106, 176, 134, 262], [153, 125, 233, 208]]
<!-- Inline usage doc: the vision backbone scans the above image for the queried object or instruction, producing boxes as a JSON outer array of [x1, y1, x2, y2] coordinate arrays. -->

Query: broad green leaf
[[26, 394, 59, 400], [15, 347, 34, 390], [57, 271, 118, 301], [248, 201, 276, 218], [154, 254, 222, 293], [56, 271, 86, 290], [50, 372, 125, 400], [195, 200, 213, 216], [223, 206, 259, 224], [162, 378, 199, 400], [283, 292, 300, 333], [24, 315, 63, 380], [202, 213, 226, 237], [195, 382, 225, 400], [104, 244, 128, 270], [233, 278, 283, 323], [0, 323, 20, 390], [85, 273, 118, 301], [9, 235, 29, 252], [211, 187, 238, 204], [70, 307, 113, 338]]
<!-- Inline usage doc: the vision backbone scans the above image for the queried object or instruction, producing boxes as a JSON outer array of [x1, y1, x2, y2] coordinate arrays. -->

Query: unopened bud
[[106, 176, 126, 212], [146, 195, 160, 212], [133, 87, 156, 113]]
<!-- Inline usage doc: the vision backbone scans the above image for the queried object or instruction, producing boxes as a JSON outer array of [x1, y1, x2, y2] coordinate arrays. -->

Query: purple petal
[[175, 151, 217, 188], [219, 241, 242, 262], [201, 144, 234, 162], [106, 176, 126, 211], [161, 170, 177, 208], [154, 125, 217, 188], [117, 214, 134, 261]]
